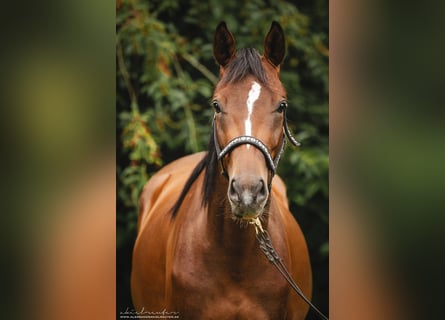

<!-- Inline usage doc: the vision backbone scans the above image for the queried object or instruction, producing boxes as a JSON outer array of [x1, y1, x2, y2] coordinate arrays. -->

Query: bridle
[[213, 108, 300, 188], [213, 109, 329, 320]]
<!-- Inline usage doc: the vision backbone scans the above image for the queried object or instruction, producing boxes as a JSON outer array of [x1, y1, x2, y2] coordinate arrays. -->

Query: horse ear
[[213, 21, 236, 67], [264, 21, 286, 67]]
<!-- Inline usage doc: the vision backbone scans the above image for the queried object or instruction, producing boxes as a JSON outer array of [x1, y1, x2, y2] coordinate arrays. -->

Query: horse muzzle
[[228, 177, 268, 219]]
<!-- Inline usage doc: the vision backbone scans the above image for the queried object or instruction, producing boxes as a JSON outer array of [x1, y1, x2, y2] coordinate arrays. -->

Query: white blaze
[[245, 81, 261, 138]]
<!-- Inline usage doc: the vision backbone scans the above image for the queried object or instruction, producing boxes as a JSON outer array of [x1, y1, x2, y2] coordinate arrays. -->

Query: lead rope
[[250, 218, 329, 320]]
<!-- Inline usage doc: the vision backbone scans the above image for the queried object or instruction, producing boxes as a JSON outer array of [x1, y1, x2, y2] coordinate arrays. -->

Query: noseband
[[213, 110, 300, 187]]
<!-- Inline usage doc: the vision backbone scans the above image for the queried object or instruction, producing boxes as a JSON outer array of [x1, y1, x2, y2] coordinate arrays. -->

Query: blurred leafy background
[[116, 0, 328, 317]]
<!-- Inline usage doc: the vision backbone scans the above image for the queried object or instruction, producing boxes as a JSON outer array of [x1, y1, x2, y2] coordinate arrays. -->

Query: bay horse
[[131, 21, 312, 319]]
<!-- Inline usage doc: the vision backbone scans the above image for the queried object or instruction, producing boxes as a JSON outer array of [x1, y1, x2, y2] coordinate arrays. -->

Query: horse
[[131, 21, 312, 319]]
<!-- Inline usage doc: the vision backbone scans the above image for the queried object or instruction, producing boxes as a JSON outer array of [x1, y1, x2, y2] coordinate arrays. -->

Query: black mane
[[170, 134, 218, 217], [220, 48, 267, 85], [170, 48, 266, 217]]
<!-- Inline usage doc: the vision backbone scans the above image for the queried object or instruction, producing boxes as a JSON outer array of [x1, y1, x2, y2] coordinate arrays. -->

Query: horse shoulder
[[132, 152, 207, 311], [137, 152, 207, 230]]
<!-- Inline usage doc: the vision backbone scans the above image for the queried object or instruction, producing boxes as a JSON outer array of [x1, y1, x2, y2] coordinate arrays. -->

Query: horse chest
[[170, 249, 289, 319]]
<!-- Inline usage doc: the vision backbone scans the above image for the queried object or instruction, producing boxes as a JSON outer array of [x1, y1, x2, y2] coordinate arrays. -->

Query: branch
[[181, 51, 218, 85], [116, 37, 137, 106]]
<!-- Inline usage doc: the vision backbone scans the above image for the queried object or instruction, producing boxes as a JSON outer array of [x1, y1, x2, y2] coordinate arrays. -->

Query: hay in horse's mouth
[[230, 211, 264, 228]]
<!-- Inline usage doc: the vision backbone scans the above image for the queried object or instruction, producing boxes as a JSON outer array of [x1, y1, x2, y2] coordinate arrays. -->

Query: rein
[[213, 113, 328, 320], [250, 218, 329, 320]]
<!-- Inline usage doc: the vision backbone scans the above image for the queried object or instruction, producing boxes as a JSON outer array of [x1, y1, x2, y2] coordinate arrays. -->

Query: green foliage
[[117, 0, 328, 313]]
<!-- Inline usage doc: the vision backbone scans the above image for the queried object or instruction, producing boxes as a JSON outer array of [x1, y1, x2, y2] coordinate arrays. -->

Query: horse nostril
[[255, 179, 267, 202], [229, 179, 239, 202]]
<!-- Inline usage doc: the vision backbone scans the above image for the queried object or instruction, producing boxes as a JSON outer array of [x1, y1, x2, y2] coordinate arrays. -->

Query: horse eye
[[277, 101, 287, 113], [212, 100, 222, 113]]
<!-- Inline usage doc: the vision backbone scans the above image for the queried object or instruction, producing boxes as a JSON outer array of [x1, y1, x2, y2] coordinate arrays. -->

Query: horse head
[[212, 21, 290, 221]]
